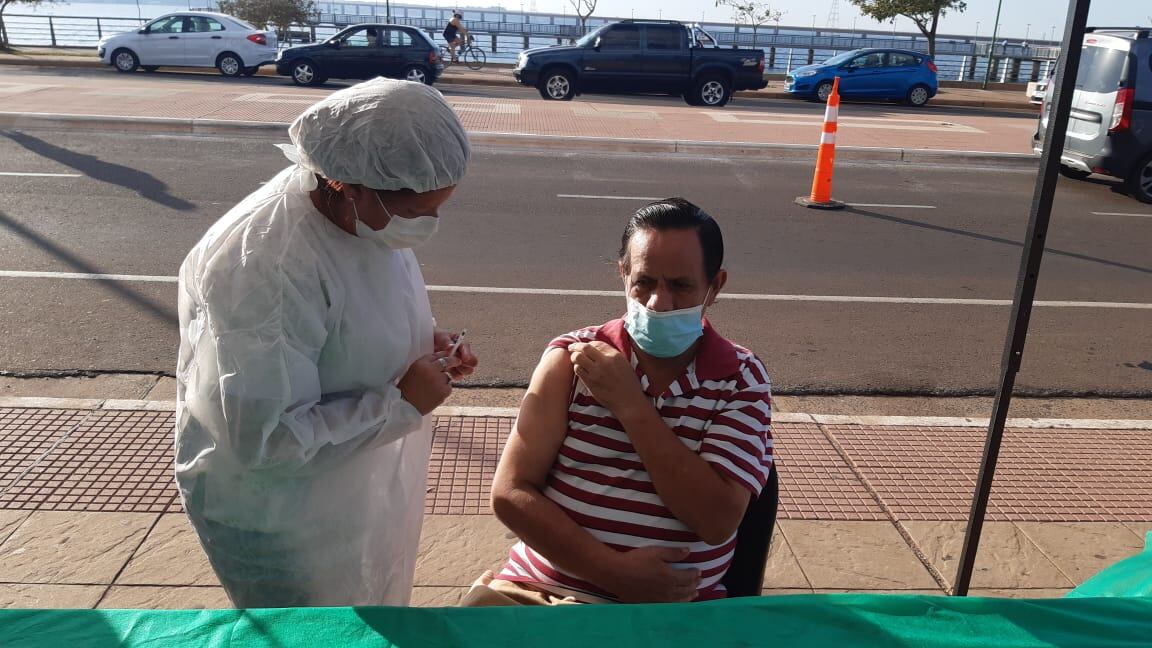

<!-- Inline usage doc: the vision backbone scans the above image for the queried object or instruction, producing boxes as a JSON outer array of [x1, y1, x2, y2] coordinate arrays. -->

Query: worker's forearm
[[492, 484, 621, 587], [616, 403, 744, 545]]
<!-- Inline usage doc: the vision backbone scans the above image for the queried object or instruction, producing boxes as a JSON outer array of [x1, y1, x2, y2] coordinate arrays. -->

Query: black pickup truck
[[513, 20, 767, 107]]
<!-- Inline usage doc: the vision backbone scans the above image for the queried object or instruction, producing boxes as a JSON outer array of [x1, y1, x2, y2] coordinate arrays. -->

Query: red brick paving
[[0, 407, 1149, 522]]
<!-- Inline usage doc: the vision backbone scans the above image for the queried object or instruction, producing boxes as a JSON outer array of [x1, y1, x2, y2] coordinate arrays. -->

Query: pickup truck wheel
[[815, 81, 834, 102], [694, 75, 731, 107], [538, 69, 575, 101]]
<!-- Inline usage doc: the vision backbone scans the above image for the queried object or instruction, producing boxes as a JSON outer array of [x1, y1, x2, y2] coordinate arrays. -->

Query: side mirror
[[593, 36, 602, 51], [328, 40, 340, 48], [138, 28, 149, 35]]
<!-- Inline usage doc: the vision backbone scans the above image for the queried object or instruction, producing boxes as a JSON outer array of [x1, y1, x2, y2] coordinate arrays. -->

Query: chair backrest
[[720, 465, 779, 597]]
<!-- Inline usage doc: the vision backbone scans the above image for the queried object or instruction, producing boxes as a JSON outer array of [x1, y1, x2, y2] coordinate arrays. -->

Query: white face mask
[[353, 193, 439, 249]]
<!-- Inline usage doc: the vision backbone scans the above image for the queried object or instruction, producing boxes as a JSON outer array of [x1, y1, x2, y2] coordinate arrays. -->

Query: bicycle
[[439, 34, 486, 71]]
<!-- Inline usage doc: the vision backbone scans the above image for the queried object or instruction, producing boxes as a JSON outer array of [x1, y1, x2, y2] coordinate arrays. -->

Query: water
[[10, 0, 1047, 81]]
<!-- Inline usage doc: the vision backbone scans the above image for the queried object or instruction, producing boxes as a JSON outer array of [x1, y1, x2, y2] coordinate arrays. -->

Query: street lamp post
[[982, 0, 1004, 90], [1025, 23, 1031, 41], [975, 21, 980, 39]]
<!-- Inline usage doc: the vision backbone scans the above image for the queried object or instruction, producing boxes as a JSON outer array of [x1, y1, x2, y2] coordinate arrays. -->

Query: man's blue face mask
[[623, 288, 713, 358]]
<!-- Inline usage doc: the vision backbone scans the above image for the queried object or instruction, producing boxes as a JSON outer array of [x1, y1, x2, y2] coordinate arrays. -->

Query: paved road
[[0, 129, 1149, 395]]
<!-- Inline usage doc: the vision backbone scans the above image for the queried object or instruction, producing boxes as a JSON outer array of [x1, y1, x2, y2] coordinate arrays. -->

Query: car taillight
[[927, 60, 938, 73], [758, 57, 765, 73], [429, 50, 438, 64], [1109, 87, 1134, 133], [247, 33, 267, 46]]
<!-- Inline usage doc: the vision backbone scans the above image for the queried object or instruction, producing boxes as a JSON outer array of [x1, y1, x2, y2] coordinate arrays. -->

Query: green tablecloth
[[5, 533, 1150, 647], [3, 594, 1152, 648]]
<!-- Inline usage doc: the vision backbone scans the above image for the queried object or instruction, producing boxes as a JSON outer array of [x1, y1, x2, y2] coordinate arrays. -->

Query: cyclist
[[442, 12, 468, 63]]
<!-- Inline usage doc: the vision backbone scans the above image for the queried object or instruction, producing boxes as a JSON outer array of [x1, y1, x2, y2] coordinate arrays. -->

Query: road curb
[[0, 111, 1039, 165], [0, 55, 1036, 111], [0, 396, 1148, 429]]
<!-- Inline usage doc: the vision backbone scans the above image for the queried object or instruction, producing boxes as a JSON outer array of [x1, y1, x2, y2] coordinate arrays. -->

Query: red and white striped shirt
[[500, 318, 774, 602]]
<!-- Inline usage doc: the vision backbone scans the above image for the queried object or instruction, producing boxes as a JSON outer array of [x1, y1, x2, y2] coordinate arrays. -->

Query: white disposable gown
[[174, 165, 435, 607]]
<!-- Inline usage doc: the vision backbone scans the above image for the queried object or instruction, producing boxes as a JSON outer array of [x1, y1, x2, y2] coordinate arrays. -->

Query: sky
[[475, 0, 1148, 42]]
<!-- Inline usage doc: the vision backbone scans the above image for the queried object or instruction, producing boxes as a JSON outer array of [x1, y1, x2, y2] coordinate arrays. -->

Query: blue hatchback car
[[785, 48, 938, 106]]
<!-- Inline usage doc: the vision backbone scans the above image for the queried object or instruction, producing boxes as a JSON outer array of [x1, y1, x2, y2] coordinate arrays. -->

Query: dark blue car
[[785, 48, 938, 106]]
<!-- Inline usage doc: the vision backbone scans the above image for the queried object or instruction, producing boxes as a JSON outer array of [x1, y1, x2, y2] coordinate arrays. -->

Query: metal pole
[[982, 0, 1004, 89], [952, 0, 1092, 597]]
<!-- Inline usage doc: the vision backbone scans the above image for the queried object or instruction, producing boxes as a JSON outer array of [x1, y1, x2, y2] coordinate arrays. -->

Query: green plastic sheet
[[1067, 532, 1152, 599], [2, 593, 1152, 648], [4, 535, 1150, 647]]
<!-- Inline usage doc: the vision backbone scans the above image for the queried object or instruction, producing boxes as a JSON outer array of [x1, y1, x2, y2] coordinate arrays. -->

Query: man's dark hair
[[453, 12, 462, 18], [618, 197, 724, 282]]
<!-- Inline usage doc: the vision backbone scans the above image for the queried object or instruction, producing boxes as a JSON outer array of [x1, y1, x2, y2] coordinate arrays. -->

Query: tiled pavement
[[0, 405, 1149, 609]]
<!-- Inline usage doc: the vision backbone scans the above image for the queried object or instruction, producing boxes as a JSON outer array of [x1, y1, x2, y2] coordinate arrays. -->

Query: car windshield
[[822, 50, 860, 66], [575, 24, 610, 47]]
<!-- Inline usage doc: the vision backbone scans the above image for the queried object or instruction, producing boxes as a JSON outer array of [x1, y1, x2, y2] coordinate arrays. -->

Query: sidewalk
[[0, 51, 1040, 159], [0, 388, 1148, 609]]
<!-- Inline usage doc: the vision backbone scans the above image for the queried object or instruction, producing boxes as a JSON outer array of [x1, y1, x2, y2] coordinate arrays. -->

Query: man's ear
[[709, 270, 728, 306], [618, 259, 628, 283]]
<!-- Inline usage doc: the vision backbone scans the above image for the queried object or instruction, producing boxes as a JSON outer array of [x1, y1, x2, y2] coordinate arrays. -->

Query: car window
[[149, 16, 186, 34], [383, 29, 414, 47], [887, 52, 919, 67], [341, 28, 378, 47], [1075, 44, 1129, 93], [850, 52, 886, 68], [599, 25, 641, 50], [188, 17, 225, 33], [645, 25, 682, 50]]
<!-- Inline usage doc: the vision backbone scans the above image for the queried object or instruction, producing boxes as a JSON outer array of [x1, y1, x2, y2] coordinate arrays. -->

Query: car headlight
[[794, 70, 818, 78], [516, 53, 527, 68]]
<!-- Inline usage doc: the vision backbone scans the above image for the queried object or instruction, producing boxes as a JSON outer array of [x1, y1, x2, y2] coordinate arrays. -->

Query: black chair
[[720, 466, 780, 597]]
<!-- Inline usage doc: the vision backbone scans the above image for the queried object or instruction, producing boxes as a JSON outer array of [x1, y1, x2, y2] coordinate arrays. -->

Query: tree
[[1, 0, 56, 49], [848, 0, 967, 57], [568, 0, 597, 35], [716, 0, 784, 40], [216, 0, 316, 42]]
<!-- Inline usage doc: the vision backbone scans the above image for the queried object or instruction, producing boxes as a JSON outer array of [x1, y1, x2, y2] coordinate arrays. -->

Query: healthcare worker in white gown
[[174, 78, 476, 608]]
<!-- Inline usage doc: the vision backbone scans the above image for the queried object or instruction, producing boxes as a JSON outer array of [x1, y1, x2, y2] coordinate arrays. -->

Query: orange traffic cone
[[796, 76, 846, 210]]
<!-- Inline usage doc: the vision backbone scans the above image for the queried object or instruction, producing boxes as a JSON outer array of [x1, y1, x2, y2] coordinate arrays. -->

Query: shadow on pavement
[[0, 208, 177, 326], [845, 206, 1152, 277], [1, 130, 195, 211]]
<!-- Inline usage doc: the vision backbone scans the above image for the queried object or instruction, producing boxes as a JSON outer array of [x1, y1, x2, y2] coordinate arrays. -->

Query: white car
[[97, 12, 278, 77]]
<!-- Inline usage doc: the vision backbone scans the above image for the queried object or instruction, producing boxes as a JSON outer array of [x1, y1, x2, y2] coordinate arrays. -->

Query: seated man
[[466, 198, 774, 605]]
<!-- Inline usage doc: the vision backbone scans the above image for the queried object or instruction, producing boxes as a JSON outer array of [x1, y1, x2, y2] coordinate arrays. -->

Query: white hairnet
[[279, 78, 469, 193]]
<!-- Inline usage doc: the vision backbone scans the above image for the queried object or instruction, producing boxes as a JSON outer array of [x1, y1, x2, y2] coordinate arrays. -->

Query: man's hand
[[433, 328, 478, 380], [568, 342, 647, 416], [599, 546, 701, 603]]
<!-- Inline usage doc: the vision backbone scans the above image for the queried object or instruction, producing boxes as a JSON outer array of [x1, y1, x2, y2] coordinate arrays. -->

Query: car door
[[136, 15, 187, 65], [641, 24, 689, 92], [838, 51, 889, 96], [377, 28, 412, 78], [327, 27, 379, 79], [883, 51, 921, 96], [181, 16, 226, 67], [581, 23, 643, 91]]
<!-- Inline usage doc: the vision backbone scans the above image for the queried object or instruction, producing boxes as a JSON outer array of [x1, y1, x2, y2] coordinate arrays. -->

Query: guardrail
[[3, 14, 146, 47]]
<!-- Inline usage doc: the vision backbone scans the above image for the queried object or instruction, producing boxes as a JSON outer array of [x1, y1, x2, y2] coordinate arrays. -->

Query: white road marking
[[0, 270, 176, 282], [233, 92, 321, 105], [450, 101, 521, 115], [706, 112, 985, 133], [1092, 211, 1152, 218], [0, 270, 1147, 310], [848, 203, 937, 209], [557, 194, 664, 201], [0, 172, 83, 178]]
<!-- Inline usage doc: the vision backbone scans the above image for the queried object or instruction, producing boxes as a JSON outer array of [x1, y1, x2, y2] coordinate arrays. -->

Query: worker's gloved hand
[[399, 352, 462, 414]]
